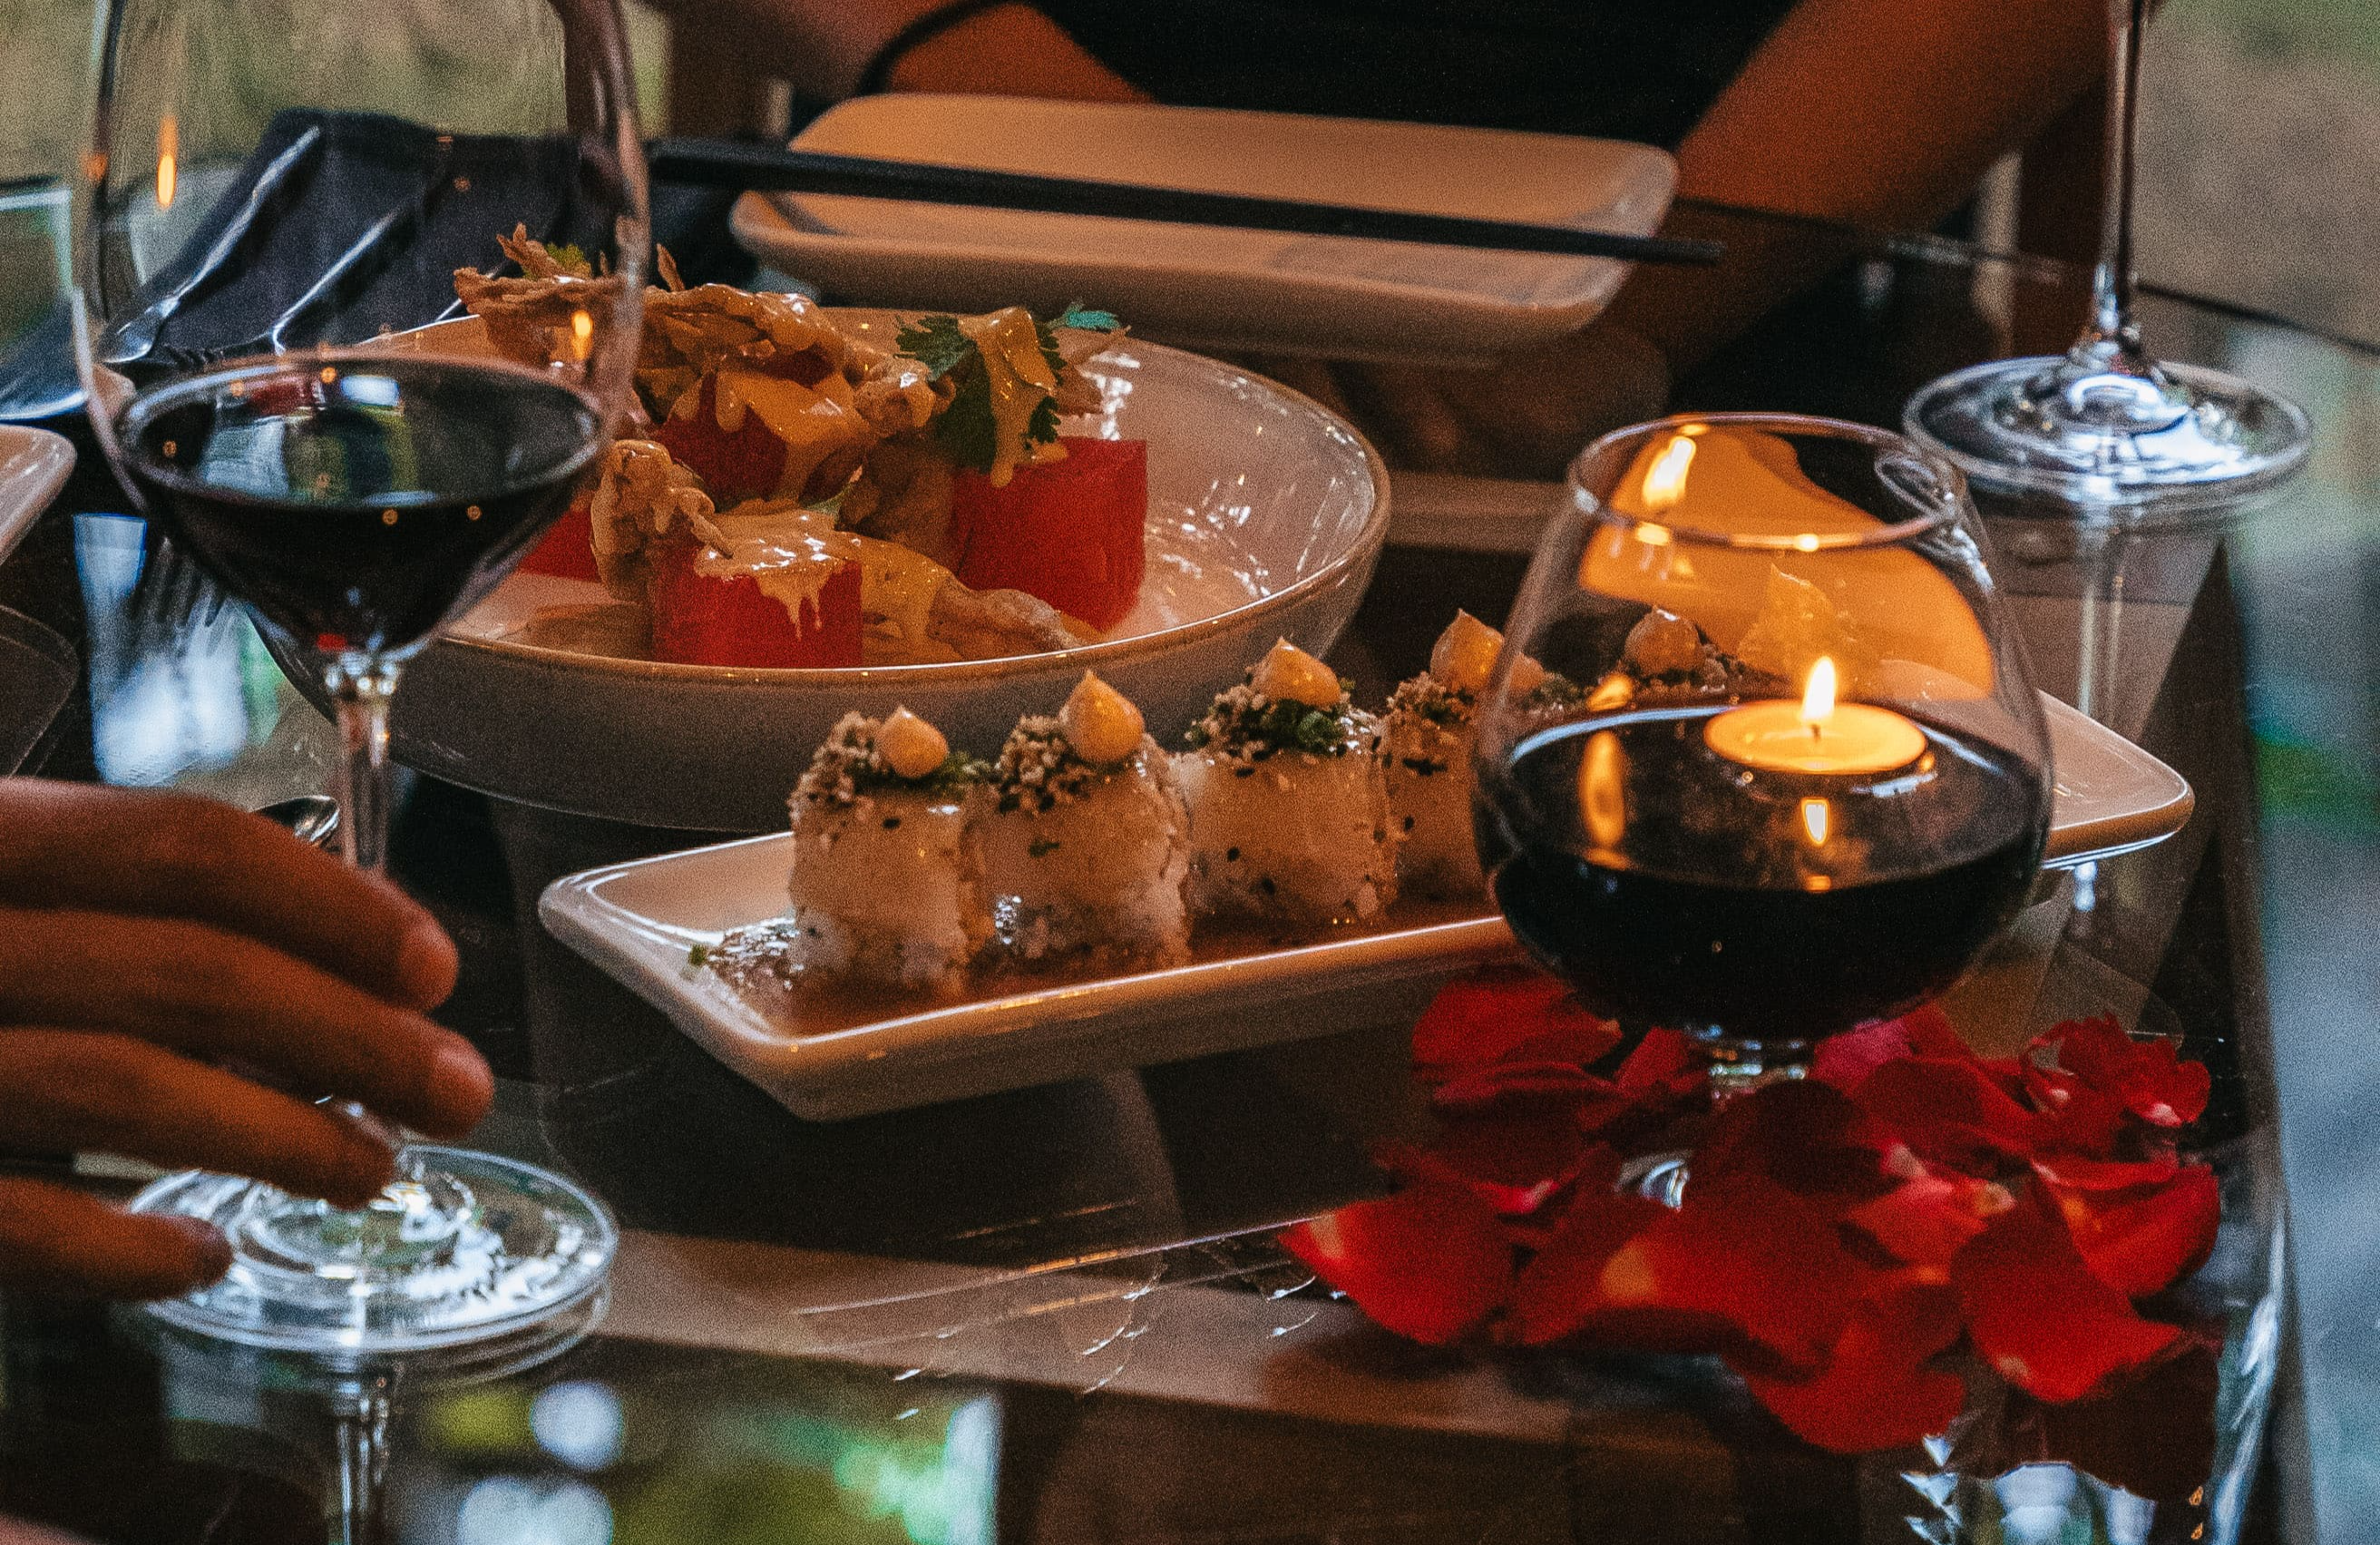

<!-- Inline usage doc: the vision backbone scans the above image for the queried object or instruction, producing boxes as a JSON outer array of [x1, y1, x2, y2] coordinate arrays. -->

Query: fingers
[[0, 1175, 231, 1300], [0, 1032, 399, 1207], [0, 781, 458, 1012], [0, 909, 493, 1139]]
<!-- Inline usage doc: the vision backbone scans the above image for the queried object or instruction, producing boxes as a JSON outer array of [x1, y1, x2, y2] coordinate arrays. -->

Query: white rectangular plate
[[730, 96, 1675, 367], [541, 695, 2189, 1122]]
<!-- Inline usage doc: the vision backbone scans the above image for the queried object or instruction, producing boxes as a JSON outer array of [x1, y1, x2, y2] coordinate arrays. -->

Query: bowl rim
[[422, 323, 1393, 685]]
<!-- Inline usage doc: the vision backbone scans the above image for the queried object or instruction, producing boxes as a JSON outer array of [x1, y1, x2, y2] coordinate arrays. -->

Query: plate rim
[[0, 425, 74, 568]]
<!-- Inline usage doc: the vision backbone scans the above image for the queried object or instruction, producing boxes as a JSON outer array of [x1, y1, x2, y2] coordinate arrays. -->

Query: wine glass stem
[[2081, 0, 2151, 366], [322, 650, 422, 1182], [325, 651, 398, 875], [333, 1378, 394, 1545]]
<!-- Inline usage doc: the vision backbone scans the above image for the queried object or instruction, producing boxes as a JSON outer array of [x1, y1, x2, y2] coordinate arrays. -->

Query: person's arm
[[648, 0, 1145, 103], [0, 783, 490, 1300], [1330, 0, 2109, 477], [1614, 0, 2109, 369]]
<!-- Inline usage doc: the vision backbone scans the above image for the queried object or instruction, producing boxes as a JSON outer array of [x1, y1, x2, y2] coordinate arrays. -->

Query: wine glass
[[68, 0, 645, 1353], [1901, 0, 2310, 517], [1474, 416, 2053, 1103]]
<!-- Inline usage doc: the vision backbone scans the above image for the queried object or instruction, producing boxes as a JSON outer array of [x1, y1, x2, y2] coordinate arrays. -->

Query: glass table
[[1, 197, 2375, 1544]]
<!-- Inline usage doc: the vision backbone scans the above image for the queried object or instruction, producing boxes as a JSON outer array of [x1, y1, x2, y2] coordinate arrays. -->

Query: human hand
[[0, 781, 491, 1299]]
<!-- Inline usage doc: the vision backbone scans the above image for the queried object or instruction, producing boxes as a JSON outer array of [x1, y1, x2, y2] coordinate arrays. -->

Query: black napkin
[[0, 108, 756, 422]]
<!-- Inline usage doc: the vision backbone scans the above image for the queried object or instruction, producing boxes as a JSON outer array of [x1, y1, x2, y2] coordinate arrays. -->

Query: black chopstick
[[646, 138, 1724, 267]]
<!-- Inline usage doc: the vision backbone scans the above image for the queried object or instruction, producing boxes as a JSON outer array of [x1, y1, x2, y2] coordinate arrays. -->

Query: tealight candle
[[1703, 657, 1925, 777]]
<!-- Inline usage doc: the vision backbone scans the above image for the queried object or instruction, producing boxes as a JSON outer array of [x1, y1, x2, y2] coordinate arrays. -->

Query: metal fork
[[124, 535, 227, 660]]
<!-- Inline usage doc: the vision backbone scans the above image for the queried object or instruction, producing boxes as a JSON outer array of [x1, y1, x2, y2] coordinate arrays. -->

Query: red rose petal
[[2045, 1162, 2220, 1298], [1735, 1273, 1968, 1452], [1412, 965, 1619, 1080], [1847, 1166, 2015, 1269], [2029, 1150, 2182, 1190], [2021, 1061, 2132, 1158], [1895, 1003, 1971, 1060], [1616, 1027, 1695, 1094], [1375, 1109, 1592, 1216], [1504, 1188, 1673, 1345], [1511, 1174, 1864, 1369], [2034, 1016, 2210, 1129], [1505, 1024, 1632, 1069], [1954, 1193, 2181, 1402], [1429, 1063, 1624, 1117], [1813, 1019, 1916, 1094], [1694, 1081, 1897, 1206], [2033, 1337, 2221, 1502], [1279, 1184, 1516, 1345], [1855, 1056, 2039, 1173]]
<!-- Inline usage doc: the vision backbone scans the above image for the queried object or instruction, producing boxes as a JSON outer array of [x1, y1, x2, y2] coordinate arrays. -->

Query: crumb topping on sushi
[[796, 710, 980, 807], [988, 717, 1106, 813], [1183, 679, 1375, 768], [1185, 641, 1373, 768], [1388, 674, 1476, 730]]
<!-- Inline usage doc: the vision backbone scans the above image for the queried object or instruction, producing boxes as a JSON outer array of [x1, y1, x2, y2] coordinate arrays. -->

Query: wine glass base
[[1904, 356, 2311, 515], [128, 1146, 616, 1355]]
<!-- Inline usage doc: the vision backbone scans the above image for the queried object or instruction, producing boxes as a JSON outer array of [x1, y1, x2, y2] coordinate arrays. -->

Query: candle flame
[[1639, 433, 1696, 513], [569, 308, 594, 360], [1800, 797, 1829, 846], [154, 116, 178, 210], [1800, 656, 1838, 728]]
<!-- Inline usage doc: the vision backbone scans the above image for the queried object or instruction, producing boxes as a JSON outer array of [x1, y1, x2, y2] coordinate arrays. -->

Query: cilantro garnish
[[934, 371, 1001, 473], [1257, 699, 1351, 756], [896, 315, 974, 381], [546, 243, 591, 278], [687, 942, 711, 967], [854, 748, 985, 796], [1054, 304, 1121, 333], [895, 308, 1111, 476]]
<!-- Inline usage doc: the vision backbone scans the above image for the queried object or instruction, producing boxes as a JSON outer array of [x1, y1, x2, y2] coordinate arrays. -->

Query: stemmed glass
[[1902, 0, 2311, 516], [1473, 416, 2053, 1100], [68, 0, 646, 1353]]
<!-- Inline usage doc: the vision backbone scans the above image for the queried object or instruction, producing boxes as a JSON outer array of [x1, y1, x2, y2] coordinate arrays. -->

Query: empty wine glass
[[1902, 0, 2311, 516], [1474, 416, 2053, 1100], [69, 0, 646, 1353]]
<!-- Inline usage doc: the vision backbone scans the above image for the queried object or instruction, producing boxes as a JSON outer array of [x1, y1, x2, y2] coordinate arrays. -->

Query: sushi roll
[[785, 708, 989, 993], [973, 671, 1191, 967], [1382, 611, 1507, 899], [1175, 640, 1399, 924]]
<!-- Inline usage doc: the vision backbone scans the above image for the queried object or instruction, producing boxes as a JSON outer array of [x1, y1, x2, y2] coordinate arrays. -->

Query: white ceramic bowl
[[350, 314, 1390, 831]]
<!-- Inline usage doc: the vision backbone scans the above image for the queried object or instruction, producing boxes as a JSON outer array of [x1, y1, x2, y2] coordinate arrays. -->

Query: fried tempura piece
[[585, 438, 714, 600], [926, 582, 1085, 660], [841, 437, 961, 568], [453, 226, 627, 368], [639, 285, 941, 435]]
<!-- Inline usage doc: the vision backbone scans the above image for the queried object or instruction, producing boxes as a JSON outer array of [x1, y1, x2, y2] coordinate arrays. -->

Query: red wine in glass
[[1475, 708, 2048, 1041], [119, 356, 601, 656]]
